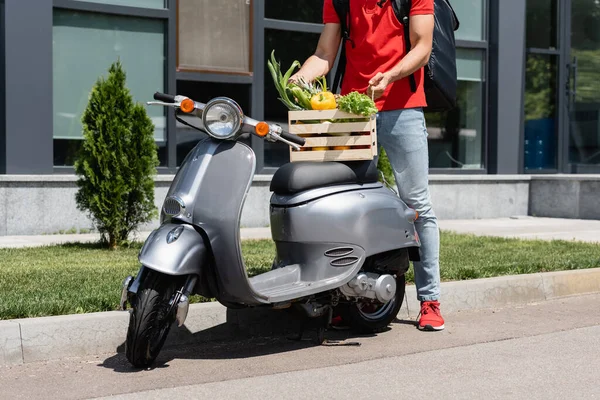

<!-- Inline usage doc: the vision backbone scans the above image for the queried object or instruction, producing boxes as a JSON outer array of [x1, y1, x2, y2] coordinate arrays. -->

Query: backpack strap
[[332, 0, 354, 94], [393, 0, 417, 93]]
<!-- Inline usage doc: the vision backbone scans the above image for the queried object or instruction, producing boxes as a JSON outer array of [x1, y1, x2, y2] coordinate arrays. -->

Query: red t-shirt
[[323, 0, 434, 111]]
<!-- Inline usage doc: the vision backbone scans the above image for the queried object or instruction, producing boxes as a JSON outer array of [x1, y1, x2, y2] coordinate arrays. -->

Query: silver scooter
[[120, 92, 420, 368]]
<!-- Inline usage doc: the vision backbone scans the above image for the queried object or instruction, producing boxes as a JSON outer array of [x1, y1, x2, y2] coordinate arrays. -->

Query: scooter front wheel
[[339, 274, 406, 334], [125, 270, 181, 368]]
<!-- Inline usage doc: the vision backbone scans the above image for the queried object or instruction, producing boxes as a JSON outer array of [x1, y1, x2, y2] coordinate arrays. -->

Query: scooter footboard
[[139, 223, 207, 276]]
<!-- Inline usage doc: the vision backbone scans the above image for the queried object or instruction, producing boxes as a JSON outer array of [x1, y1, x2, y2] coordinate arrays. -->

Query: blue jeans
[[376, 108, 440, 302]]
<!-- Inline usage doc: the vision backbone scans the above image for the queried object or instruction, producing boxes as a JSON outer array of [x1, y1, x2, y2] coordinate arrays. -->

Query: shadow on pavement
[[99, 308, 412, 373]]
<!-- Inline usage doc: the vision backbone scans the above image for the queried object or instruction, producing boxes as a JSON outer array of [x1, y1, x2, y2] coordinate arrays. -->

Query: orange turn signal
[[255, 122, 270, 137], [180, 98, 195, 113]]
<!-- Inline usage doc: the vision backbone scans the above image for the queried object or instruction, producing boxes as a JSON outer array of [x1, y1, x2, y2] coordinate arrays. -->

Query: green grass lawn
[[0, 232, 598, 320]]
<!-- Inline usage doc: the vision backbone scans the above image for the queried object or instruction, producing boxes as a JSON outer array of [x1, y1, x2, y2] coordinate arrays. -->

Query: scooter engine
[[339, 272, 397, 303]]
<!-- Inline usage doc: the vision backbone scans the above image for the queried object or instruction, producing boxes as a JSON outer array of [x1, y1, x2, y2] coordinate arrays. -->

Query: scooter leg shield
[[138, 223, 208, 277]]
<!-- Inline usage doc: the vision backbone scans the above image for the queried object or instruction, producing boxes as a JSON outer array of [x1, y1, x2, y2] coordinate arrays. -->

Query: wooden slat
[[288, 109, 372, 120], [287, 110, 377, 163], [299, 136, 373, 147], [290, 148, 375, 162], [289, 121, 373, 134]]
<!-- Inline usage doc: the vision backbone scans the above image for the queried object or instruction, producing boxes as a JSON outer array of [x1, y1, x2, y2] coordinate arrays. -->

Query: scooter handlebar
[[279, 131, 306, 146], [153, 92, 176, 103]]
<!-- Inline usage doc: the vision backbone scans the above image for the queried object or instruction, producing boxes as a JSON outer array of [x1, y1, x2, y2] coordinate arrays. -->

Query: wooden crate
[[288, 109, 377, 162]]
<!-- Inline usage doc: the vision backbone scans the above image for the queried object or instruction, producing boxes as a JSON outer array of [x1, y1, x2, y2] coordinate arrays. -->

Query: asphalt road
[[1, 294, 599, 400]]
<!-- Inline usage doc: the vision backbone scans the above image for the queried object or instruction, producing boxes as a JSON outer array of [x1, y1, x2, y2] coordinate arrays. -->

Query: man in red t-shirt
[[291, 0, 444, 331]]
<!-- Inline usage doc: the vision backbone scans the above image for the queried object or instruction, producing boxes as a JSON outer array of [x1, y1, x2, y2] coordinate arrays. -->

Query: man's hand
[[288, 74, 302, 84], [367, 72, 392, 100], [288, 73, 308, 85]]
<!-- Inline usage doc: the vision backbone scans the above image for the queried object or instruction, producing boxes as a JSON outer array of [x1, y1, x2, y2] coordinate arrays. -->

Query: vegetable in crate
[[267, 50, 304, 111], [288, 84, 313, 110], [310, 91, 337, 110], [337, 91, 379, 116]]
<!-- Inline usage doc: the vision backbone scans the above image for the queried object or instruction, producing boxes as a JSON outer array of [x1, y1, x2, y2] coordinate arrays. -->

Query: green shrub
[[377, 147, 396, 187], [74, 60, 159, 249]]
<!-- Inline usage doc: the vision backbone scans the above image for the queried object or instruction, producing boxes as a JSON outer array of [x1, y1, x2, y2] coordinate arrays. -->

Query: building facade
[[0, 0, 599, 235], [2, 0, 599, 176]]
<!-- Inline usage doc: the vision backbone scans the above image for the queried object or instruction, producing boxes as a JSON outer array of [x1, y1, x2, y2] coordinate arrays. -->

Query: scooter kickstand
[[321, 339, 362, 347], [287, 313, 327, 345], [287, 321, 306, 342]]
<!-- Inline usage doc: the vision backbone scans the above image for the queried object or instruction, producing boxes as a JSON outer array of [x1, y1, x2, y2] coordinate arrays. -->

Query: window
[[524, 54, 558, 170], [265, 0, 324, 23], [52, 10, 166, 166], [452, 0, 486, 41], [526, 0, 558, 49], [175, 81, 251, 166], [258, 1, 488, 172], [177, 0, 251, 74], [263, 28, 322, 168], [568, 0, 600, 170], [75, 0, 165, 8], [523, 0, 559, 170], [426, 49, 485, 169], [0, 0, 4, 172]]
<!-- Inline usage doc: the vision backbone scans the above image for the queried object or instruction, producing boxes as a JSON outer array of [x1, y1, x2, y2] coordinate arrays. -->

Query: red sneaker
[[330, 314, 350, 331], [418, 301, 445, 331]]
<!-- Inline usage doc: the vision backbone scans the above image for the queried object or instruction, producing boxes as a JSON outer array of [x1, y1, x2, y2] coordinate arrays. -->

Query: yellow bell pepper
[[310, 91, 337, 110]]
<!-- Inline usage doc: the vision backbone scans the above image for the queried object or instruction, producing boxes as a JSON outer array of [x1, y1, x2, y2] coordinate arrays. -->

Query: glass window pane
[[426, 48, 485, 169], [426, 81, 484, 169], [75, 0, 165, 8], [265, 0, 324, 24], [52, 10, 166, 166], [263, 28, 322, 168], [178, 0, 251, 74], [569, 0, 600, 170], [175, 81, 251, 166], [452, 0, 485, 41], [526, 0, 558, 49], [524, 54, 558, 170], [456, 48, 484, 81], [0, 0, 5, 165]]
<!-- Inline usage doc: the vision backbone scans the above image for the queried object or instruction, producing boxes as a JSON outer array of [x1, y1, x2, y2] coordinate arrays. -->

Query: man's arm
[[368, 14, 435, 99], [290, 23, 342, 83]]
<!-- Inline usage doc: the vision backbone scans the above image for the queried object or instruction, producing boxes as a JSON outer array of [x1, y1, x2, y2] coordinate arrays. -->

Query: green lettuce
[[337, 91, 379, 116]]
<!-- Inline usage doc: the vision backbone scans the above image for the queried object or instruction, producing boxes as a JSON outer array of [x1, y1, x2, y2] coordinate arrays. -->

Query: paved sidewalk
[[439, 216, 600, 243], [2, 293, 599, 399], [0, 227, 272, 249], [1, 217, 598, 248]]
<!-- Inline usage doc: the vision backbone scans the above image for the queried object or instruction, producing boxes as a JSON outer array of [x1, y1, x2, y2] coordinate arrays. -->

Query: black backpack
[[332, 0, 460, 112]]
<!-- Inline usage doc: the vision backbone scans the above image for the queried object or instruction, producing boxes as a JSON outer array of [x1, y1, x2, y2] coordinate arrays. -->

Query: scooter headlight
[[202, 97, 243, 139]]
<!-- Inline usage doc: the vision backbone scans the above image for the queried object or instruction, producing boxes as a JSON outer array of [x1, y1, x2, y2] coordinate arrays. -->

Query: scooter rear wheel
[[339, 273, 406, 334], [125, 270, 180, 368]]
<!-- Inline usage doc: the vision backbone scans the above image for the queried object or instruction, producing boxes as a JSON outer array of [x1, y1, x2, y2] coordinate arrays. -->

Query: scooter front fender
[[138, 223, 207, 276]]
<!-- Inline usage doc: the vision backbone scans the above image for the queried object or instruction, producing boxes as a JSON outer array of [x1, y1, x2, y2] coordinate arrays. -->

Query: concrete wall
[[429, 175, 530, 220], [0, 174, 597, 236], [0, 175, 273, 236], [529, 175, 600, 220]]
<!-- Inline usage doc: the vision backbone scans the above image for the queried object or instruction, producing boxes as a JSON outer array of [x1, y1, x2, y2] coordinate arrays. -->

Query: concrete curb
[[1, 268, 600, 367], [404, 268, 600, 315]]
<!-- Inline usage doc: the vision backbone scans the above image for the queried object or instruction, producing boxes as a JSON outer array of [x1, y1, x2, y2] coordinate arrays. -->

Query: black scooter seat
[[270, 159, 380, 195]]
